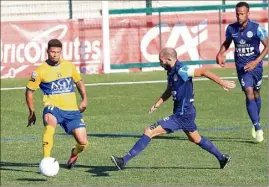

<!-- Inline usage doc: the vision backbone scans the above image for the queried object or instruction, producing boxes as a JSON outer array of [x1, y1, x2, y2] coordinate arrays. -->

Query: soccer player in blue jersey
[[25, 39, 89, 169], [216, 2, 268, 142], [111, 47, 236, 170]]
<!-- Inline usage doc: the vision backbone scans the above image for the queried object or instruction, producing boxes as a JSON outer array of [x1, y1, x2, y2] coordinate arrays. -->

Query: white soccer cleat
[[255, 129, 264, 143], [251, 127, 256, 139]]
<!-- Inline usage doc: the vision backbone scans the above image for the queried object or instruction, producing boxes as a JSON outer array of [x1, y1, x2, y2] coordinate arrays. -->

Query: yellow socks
[[42, 125, 55, 157], [73, 141, 88, 155], [42, 125, 87, 157]]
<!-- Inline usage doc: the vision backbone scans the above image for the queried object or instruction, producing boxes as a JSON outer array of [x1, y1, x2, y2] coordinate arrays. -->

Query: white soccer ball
[[39, 157, 60, 177]]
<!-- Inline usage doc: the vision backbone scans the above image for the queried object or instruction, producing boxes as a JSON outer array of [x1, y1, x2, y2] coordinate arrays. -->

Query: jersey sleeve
[[257, 24, 268, 41], [225, 25, 232, 40], [178, 65, 195, 82], [72, 63, 82, 83], [26, 70, 41, 91]]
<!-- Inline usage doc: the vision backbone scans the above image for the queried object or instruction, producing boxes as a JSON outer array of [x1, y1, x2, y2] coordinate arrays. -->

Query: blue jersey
[[167, 61, 195, 115], [226, 20, 268, 73]]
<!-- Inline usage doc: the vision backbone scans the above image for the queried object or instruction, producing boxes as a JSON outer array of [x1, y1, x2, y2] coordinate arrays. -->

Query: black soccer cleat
[[219, 154, 231, 169], [111, 155, 125, 170]]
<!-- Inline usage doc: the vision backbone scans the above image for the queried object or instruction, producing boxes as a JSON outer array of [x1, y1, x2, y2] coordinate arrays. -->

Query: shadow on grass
[[85, 165, 219, 177], [0, 161, 219, 178], [86, 166, 118, 177], [17, 178, 47, 182], [1, 162, 47, 182], [0, 161, 87, 175], [0, 161, 80, 170], [0, 162, 40, 174]]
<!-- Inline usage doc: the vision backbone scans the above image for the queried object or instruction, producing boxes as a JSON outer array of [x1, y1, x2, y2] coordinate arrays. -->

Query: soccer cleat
[[255, 129, 264, 143], [111, 155, 124, 170], [67, 148, 78, 169], [219, 154, 231, 169]]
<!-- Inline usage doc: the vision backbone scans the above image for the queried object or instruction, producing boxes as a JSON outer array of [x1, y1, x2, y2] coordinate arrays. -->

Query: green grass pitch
[[1, 68, 268, 186]]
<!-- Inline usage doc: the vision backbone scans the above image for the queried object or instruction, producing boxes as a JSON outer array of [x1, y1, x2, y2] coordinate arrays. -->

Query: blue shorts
[[238, 69, 263, 91], [43, 106, 86, 135], [157, 113, 197, 133]]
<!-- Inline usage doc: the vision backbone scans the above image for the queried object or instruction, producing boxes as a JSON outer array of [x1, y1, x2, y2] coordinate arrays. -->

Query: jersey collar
[[46, 59, 61, 67], [239, 19, 250, 31], [168, 60, 180, 74]]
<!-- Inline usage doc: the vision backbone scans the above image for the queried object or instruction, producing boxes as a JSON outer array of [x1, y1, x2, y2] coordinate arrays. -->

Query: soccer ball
[[39, 157, 60, 177]]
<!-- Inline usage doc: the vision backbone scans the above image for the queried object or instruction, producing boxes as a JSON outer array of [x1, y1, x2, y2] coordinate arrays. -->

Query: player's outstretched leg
[[198, 136, 231, 169], [185, 131, 231, 169], [111, 124, 166, 170], [111, 134, 151, 170], [67, 127, 88, 169]]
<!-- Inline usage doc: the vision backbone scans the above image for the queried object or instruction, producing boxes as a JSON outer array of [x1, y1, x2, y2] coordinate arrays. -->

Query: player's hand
[[149, 104, 159, 114], [79, 100, 87, 113], [244, 61, 258, 72], [220, 80, 236, 91], [216, 55, 226, 67], [27, 111, 36, 127]]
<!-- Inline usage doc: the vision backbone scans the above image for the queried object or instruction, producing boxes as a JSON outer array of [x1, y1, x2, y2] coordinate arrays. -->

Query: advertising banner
[[1, 10, 267, 78]]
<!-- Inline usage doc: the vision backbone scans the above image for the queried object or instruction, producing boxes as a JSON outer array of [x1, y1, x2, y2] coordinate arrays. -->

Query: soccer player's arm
[[25, 70, 41, 126], [255, 24, 268, 63], [72, 64, 87, 113], [245, 24, 268, 71], [156, 84, 172, 106], [149, 84, 171, 113], [193, 67, 236, 91], [178, 65, 235, 91], [216, 25, 233, 66]]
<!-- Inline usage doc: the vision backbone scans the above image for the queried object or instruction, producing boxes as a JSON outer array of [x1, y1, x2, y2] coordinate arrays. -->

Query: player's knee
[[72, 127, 88, 143], [188, 137, 201, 144], [192, 138, 201, 144], [44, 114, 57, 126], [246, 95, 255, 101], [79, 141, 88, 149], [246, 95, 255, 100], [186, 132, 201, 144], [254, 91, 260, 99], [76, 135, 88, 146], [244, 89, 255, 100], [187, 136, 195, 143], [144, 128, 153, 137], [144, 123, 160, 138]]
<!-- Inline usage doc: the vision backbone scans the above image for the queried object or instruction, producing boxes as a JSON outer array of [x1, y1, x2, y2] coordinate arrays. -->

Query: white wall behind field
[[1, 0, 267, 21]]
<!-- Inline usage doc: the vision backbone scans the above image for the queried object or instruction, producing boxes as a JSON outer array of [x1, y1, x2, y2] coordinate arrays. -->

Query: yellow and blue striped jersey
[[27, 59, 81, 111]]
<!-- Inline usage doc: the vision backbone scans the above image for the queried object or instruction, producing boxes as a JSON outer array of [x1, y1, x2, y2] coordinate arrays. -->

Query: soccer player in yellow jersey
[[25, 39, 88, 169]]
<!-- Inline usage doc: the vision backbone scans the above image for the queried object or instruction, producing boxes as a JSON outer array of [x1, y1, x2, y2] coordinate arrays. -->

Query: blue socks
[[197, 137, 223, 161], [123, 134, 151, 165], [246, 98, 261, 130], [255, 96, 261, 118], [122, 135, 224, 164]]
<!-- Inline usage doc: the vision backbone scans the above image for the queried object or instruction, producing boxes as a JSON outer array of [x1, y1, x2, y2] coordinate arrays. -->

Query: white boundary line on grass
[[1, 75, 268, 91]]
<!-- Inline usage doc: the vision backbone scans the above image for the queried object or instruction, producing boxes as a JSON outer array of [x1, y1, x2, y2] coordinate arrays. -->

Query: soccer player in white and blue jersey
[[111, 48, 236, 170], [216, 2, 268, 142]]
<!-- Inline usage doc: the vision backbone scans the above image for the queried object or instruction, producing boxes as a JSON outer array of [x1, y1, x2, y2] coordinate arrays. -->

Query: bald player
[[111, 47, 236, 170]]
